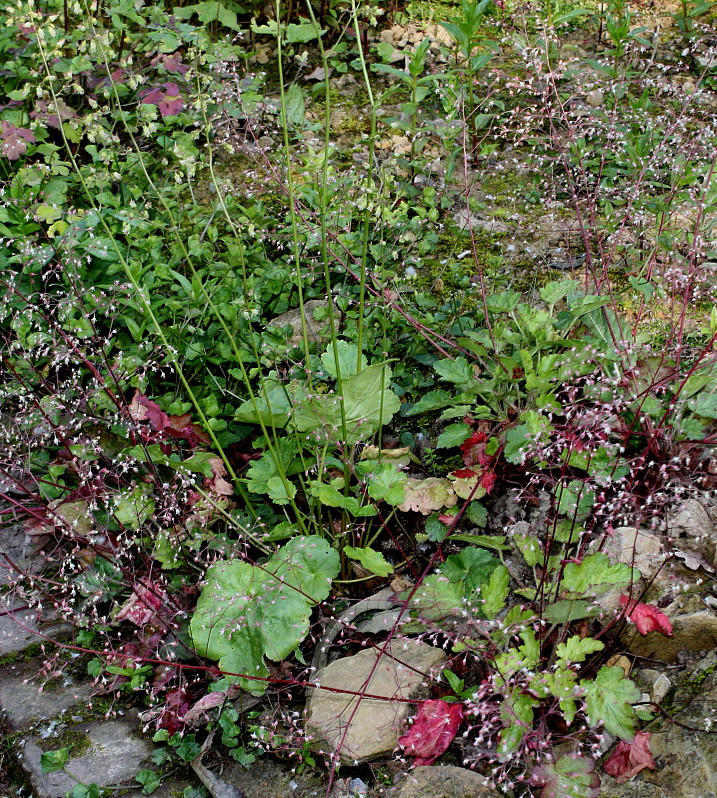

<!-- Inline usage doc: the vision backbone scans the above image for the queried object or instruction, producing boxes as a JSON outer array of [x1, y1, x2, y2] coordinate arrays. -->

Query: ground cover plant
[[1, 0, 717, 795]]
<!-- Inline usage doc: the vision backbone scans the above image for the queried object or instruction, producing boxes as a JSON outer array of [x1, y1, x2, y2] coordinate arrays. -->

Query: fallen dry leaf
[[603, 731, 656, 783]]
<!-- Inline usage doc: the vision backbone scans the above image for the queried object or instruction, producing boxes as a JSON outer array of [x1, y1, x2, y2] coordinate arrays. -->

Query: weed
[[2, 0, 717, 796]]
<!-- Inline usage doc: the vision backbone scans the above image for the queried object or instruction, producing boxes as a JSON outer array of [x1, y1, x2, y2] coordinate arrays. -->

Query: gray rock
[[0, 596, 44, 657], [624, 609, 717, 662], [602, 652, 717, 797], [0, 523, 31, 588], [0, 593, 70, 658], [305, 640, 446, 764], [599, 527, 666, 580], [0, 660, 93, 731], [651, 673, 671, 704], [397, 766, 500, 798], [600, 780, 668, 797], [585, 90, 604, 107], [641, 717, 717, 796], [667, 499, 716, 566], [268, 300, 335, 349], [21, 718, 153, 798]]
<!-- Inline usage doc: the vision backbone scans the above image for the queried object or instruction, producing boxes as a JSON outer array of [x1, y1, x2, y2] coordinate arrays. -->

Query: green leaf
[[175, 451, 217, 478], [498, 691, 538, 754], [114, 484, 155, 530], [581, 665, 640, 740], [70, 785, 101, 798], [403, 574, 464, 621], [245, 439, 297, 496], [321, 340, 367, 379], [539, 279, 576, 306], [543, 669, 580, 726], [425, 512, 450, 542], [344, 546, 394, 577], [366, 462, 407, 505], [449, 533, 509, 550], [266, 475, 297, 505], [286, 21, 323, 42], [561, 553, 634, 597], [544, 599, 601, 624], [480, 565, 509, 619], [310, 481, 377, 516], [173, 1, 240, 29], [464, 502, 488, 527], [234, 380, 295, 427], [190, 537, 340, 694], [555, 635, 605, 665], [441, 547, 498, 593], [514, 534, 542, 567], [504, 425, 530, 464], [434, 356, 475, 386], [41, 748, 70, 773], [436, 422, 472, 449], [556, 479, 595, 522], [294, 363, 400, 444], [533, 754, 600, 798], [688, 392, 717, 418], [375, 41, 398, 62], [283, 84, 305, 127], [407, 389, 475, 415], [175, 735, 202, 763], [136, 769, 162, 795]]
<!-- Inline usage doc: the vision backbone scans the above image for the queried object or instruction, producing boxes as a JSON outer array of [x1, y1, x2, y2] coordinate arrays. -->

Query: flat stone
[[0, 523, 30, 588], [624, 609, 717, 662], [0, 595, 44, 657], [21, 718, 153, 798], [600, 780, 668, 797], [305, 640, 446, 764], [667, 497, 717, 567], [397, 766, 500, 798], [268, 300, 334, 349], [600, 527, 666, 580], [0, 591, 70, 658], [0, 660, 93, 731], [121, 780, 197, 798]]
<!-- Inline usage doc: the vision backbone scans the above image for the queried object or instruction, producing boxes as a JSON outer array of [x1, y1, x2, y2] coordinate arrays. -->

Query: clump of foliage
[[3, 0, 717, 796]]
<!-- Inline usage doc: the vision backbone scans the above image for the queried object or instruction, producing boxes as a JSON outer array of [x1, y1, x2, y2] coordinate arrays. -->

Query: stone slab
[[0, 596, 44, 658], [306, 640, 446, 764], [397, 766, 500, 798], [0, 660, 94, 731], [21, 718, 153, 798]]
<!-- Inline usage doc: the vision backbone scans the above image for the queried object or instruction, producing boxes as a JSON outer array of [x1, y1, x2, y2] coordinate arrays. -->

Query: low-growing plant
[[3, 0, 717, 796]]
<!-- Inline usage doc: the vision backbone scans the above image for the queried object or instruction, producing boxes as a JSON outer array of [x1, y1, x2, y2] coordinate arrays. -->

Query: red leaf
[[461, 430, 489, 466], [157, 686, 191, 735], [398, 700, 463, 766], [480, 470, 497, 494], [141, 82, 183, 117], [128, 391, 209, 447], [206, 456, 233, 496], [619, 595, 673, 636], [152, 52, 189, 76], [603, 731, 656, 783], [451, 468, 477, 480], [0, 121, 36, 160], [30, 98, 76, 129], [116, 581, 167, 627]]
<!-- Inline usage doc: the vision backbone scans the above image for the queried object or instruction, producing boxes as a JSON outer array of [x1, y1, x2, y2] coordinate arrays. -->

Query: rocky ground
[[3, 6, 717, 798], [3, 492, 717, 797]]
